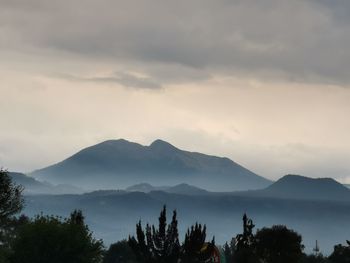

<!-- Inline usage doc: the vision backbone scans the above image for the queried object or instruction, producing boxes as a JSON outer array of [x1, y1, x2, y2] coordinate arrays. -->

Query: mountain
[[9, 172, 84, 195], [126, 183, 209, 195], [31, 139, 271, 191], [126, 183, 168, 192], [252, 174, 350, 201], [166, 183, 209, 195]]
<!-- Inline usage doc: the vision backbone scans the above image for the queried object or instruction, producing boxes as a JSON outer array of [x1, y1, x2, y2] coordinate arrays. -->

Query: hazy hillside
[[9, 172, 84, 195], [126, 183, 168, 192], [250, 174, 350, 201], [31, 139, 271, 191], [23, 190, 350, 254], [126, 183, 209, 195]]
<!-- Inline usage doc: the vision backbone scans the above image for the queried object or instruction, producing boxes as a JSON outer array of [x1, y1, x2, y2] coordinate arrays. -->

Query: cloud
[[59, 71, 162, 89], [1, 0, 350, 85]]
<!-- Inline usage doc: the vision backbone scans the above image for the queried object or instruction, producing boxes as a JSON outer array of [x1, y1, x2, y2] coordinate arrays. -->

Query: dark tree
[[301, 253, 329, 263], [104, 240, 137, 263], [151, 206, 180, 262], [0, 170, 24, 225], [223, 238, 235, 263], [180, 223, 214, 263], [233, 213, 258, 263], [128, 206, 180, 263], [329, 241, 350, 263], [10, 210, 103, 263], [129, 220, 152, 263], [0, 170, 25, 262], [255, 225, 304, 263]]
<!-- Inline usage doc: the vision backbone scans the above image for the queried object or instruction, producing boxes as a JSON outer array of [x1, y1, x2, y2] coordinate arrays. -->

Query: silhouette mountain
[[31, 139, 270, 191], [9, 172, 84, 195], [253, 174, 350, 201], [126, 183, 168, 193], [126, 183, 209, 195]]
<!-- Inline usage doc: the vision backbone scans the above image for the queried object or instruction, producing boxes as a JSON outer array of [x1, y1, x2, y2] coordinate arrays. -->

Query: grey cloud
[[1, 0, 350, 85], [58, 72, 162, 89]]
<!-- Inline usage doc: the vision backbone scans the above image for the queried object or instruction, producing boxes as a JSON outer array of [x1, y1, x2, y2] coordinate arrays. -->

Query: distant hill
[[9, 172, 84, 195], [126, 183, 209, 195], [126, 183, 168, 193], [166, 183, 209, 195], [31, 139, 271, 191], [251, 174, 350, 201]]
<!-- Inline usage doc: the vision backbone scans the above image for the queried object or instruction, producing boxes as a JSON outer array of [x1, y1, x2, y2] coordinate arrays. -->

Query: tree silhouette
[[301, 253, 329, 263], [233, 213, 258, 263], [329, 240, 350, 263], [0, 170, 24, 227], [104, 240, 137, 263], [255, 225, 304, 263], [128, 206, 180, 263], [223, 238, 235, 262], [0, 170, 25, 262], [10, 211, 103, 263], [181, 223, 214, 263]]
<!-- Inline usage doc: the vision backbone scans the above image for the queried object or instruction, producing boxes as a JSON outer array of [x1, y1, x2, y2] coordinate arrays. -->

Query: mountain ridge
[[31, 139, 271, 191], [126, 182, 209, 195], [245, 174, 350, 201]]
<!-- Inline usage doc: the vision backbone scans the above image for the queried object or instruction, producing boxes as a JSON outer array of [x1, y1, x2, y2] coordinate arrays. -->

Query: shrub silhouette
[[10, 210, 103, 263]]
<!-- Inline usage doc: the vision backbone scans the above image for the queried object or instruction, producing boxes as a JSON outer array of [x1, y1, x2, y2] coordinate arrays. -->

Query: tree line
[[1, 169, 350, 263]]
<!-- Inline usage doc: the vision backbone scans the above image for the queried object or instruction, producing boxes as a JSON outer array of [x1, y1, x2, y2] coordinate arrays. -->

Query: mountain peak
[[100, 139, 132, 145], [278, 174, 340, 185], [262, 174, 350, 201], [149, 139, 178, 151], [31, 138, 270, 191]]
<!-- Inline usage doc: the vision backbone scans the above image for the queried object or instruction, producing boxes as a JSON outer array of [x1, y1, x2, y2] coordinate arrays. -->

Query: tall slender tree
[[233, 213, 259, 263], [128, 206, 180, 263], [181, 223, 214, 263]]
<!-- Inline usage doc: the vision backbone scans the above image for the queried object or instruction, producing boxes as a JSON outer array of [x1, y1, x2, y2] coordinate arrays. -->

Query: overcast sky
[[1, 0, 350, 182]]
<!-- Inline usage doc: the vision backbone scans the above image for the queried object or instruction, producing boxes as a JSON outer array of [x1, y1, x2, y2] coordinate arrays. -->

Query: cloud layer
[[1, 0, 350, 85]]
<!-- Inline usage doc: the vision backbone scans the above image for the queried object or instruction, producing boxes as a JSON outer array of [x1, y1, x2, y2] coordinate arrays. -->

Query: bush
[[10, 210, 103, 263]]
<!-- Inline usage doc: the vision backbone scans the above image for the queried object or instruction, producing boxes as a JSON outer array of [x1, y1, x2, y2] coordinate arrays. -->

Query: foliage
[[223, 238, 235, 262], [128, 206, 180, 263], [0, 170, 25, 262], [0, 170, 24, 223], [233, 213, 259, 263], [329, 241, 350, 263], [301, 253, 329, 263], [128, 206, 215, 263], [255, 225, 304, 263], [103, 240, 137, 263], [10, 210, 103, 263], [181, 223, 214, 263]]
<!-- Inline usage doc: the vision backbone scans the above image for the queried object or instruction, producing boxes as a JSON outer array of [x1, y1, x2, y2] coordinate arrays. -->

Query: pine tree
[[128, 206, 180, 263], [180, 223, 214, 263], [223, 238, 235, 262], [128, 221, 152, 263]]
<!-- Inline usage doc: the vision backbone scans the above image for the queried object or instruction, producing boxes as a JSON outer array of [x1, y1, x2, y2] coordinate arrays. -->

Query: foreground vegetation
[[1, 170, 350, 263]]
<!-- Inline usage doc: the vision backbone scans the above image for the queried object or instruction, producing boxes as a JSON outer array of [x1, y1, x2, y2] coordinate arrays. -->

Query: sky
[[1, 0, 350, 182]]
